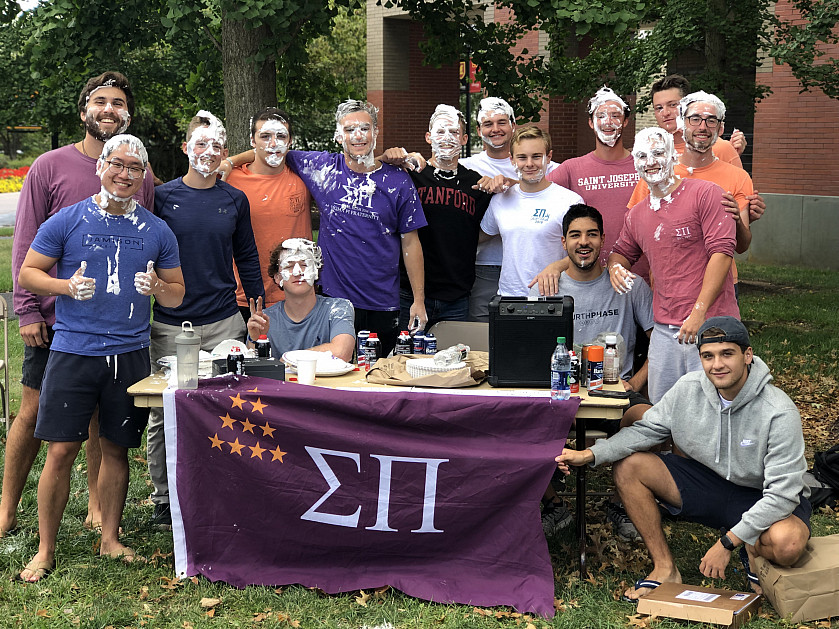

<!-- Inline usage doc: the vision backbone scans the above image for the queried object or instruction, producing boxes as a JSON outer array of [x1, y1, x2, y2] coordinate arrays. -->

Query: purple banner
[[165, 377, 578, 616]]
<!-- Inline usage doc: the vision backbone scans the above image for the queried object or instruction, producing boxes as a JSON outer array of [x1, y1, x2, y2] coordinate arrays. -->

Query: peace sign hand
[[247, 297, 269, 343]]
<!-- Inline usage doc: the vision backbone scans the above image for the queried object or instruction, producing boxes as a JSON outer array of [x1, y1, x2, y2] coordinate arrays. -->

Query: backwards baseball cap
[[697, 316, 751, 350]]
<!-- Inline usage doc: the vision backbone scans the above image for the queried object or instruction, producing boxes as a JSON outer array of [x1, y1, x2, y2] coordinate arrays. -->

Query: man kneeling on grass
[[556, 317, 811, 601], [17, 135, 184, 581]]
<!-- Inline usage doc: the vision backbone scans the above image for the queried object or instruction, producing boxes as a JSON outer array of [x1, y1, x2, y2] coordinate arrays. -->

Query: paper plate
[[282, 350, 355, 377]]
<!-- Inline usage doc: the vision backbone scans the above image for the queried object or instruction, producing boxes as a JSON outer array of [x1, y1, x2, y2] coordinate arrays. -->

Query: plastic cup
[[296, 357, 318, 385]]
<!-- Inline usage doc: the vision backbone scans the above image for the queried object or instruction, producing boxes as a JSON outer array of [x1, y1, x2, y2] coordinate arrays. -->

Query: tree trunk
[[704, 0, 727, 92], [222, 15, 278, 154]]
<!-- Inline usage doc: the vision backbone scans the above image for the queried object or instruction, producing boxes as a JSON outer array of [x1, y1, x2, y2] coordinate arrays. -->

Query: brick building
[[367, 0, 839, 268]]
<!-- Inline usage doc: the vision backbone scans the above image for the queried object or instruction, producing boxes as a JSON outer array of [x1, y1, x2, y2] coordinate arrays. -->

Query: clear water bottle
[[603, 334, 620, 384], [550, 336, 571, 401]]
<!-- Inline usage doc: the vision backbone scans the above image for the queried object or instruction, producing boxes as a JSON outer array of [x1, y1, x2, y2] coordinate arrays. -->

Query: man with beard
[[395, 105, 492, 331], [608, 128, 739, 403], [226, 108, 313, 321], [3, 72, 154, 537]]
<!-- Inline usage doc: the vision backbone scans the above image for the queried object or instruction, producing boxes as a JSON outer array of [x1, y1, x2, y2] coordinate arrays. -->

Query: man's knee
[[613, 452, 652, 487], [45, 441, 83, 469], [759, 517, 810, 566]]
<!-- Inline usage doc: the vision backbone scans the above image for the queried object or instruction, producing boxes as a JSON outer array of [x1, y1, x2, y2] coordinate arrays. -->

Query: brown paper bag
[[754, 534, 839, 622], [366, 352, 488, 388]]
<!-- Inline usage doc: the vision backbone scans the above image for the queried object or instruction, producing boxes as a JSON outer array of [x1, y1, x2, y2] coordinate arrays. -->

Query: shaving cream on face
[[253, 118, 291, 168], [633, 129, 677, 190], [337, 115, 377, 168], [95, 135, 146, 211], [429, 114, 461, 163], [277, 238, 322, 287], [592, 102, 625, 147], [476, 97, 515, 149], [186, 110, 226, 177]]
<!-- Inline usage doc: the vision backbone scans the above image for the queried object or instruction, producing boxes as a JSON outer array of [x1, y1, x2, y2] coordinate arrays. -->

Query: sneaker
[[606, 501, 640, 541], [150, 503, 172, 531], [541, 500, 573, 537]]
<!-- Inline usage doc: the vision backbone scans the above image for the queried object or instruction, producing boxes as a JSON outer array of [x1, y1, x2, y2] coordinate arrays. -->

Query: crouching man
[[17, 135, 184, 581], [556, 317, 810, 600]]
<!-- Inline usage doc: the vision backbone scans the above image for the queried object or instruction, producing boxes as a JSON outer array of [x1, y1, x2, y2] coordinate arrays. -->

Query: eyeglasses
[[105, 160, 145, 177], [685, 115, 721, 129]]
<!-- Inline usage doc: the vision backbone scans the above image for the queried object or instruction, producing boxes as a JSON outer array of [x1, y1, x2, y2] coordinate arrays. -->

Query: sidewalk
[[0, 192, 19, 228]]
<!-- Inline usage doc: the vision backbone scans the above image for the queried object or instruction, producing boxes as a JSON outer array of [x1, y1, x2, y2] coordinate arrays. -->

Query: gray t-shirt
[[265, 295, 355, 357], [558, 271, 654, 379]]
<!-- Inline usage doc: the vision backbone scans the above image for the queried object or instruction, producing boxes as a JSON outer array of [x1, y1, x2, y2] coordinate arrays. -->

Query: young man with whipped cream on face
[[5, 71, 155, 539], [607, 127, 739, 403], [17, 134, 183, 580], [147, 111, 264, 530], [460, 97, 560, 321], [245, 239, 355, 361], [393, 104, 493, 332], [479, 125, 583, 297], [226, 108, 313, 321]]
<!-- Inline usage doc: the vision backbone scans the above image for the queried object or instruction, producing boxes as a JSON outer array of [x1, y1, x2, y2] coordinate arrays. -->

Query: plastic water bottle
[[550, 336, 571, 401], [603, 334, 620, 384]]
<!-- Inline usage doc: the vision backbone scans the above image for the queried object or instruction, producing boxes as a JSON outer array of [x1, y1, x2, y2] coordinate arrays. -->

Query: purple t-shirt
[[30, 197, 180, 355], [13, 144, 156, 327], [287, 151, 426, 311]]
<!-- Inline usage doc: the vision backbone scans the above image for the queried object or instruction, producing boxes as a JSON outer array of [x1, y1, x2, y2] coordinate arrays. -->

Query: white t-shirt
[[461, 152, 559, 266], [480, 182, 583, 296]]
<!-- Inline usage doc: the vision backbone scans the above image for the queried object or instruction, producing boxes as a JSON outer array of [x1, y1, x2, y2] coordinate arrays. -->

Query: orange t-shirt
[[227, 164, 313, 307], [628, 160, 754, 283], [674, 136, 743, 169]]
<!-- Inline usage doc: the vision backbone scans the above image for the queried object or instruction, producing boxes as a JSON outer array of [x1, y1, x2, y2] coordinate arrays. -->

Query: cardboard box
[[637, 582, 761, 628], [754, 534, 839, 622]]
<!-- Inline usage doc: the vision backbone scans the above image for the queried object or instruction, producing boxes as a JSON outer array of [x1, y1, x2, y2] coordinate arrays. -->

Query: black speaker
[[488, 295, 574, 387]]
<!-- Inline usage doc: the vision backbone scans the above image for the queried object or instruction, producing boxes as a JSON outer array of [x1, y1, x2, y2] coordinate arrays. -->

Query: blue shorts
[[657, 452, 812, 533], [20, 326, 56, 390], [35, 349, 151, 448]]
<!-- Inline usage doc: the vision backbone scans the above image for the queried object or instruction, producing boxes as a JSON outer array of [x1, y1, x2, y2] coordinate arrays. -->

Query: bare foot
[[18, 552, 55, 583], [84, 510, 102, 530], [624, 567, 682, 600], [100, 543, 144, 564], [0, 515, 18, 537]]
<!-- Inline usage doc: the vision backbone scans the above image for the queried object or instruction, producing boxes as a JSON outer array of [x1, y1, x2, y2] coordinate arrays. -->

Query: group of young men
[[3, 69, 809, 605]]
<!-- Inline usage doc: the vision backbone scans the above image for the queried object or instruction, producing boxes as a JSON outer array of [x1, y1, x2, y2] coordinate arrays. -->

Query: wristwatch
[[719, 527, 736, 551]]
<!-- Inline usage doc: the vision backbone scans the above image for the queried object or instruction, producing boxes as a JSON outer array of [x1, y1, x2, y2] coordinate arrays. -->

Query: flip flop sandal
[[622, 578, 661, 604], [738, 547, 761, 590], [15, 559, 54, 583]]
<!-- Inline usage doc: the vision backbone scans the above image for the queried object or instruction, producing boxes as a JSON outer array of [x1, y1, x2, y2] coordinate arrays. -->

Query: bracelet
[[246, 334, 256, 344]]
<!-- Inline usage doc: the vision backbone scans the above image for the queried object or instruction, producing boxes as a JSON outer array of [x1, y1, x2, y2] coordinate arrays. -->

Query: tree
[[0, 10, 40, 158], [386, 0, 839, 121]]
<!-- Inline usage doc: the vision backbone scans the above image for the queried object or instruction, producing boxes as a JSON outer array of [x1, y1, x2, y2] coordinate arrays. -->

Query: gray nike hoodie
[[589, 355, 808, 545]]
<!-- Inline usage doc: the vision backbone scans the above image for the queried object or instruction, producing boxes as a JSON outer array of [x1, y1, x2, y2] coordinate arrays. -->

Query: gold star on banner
[[208, 433, 224, 450], [248, 386, 260, 393], [249, 441, 266, 459], [228, 438, 245, 455], [270, 446, 287, 462], [259, 421, 276, 438], [249, 398, 267, 414], [240, 417, 255, 434], [219, 413, 236, 430], [229, 393, 246, 409]]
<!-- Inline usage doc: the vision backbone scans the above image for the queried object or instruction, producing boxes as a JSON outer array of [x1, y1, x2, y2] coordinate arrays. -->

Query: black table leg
[[575, 414, 586, 576]]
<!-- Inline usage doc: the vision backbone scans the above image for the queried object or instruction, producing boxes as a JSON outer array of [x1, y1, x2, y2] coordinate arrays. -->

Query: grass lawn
[[0, 260, 837, 628]]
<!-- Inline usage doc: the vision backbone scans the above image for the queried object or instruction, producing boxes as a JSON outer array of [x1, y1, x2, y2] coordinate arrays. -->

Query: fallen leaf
[[36, 610, 51, 618], [200, 597, 221, 608], [627, 613, 651, 627], [274, 587, 284, 595], [355, 590, 371, 606], [139, 586, 149, 600], [205, 609, 215, 618], [253, 612, 269, 622]]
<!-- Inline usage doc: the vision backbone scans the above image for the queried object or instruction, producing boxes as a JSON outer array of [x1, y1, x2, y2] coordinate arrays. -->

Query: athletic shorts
[[35, 349, 151, 448], [657, 452, 812, 533], [20, 326, 56, 390]]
